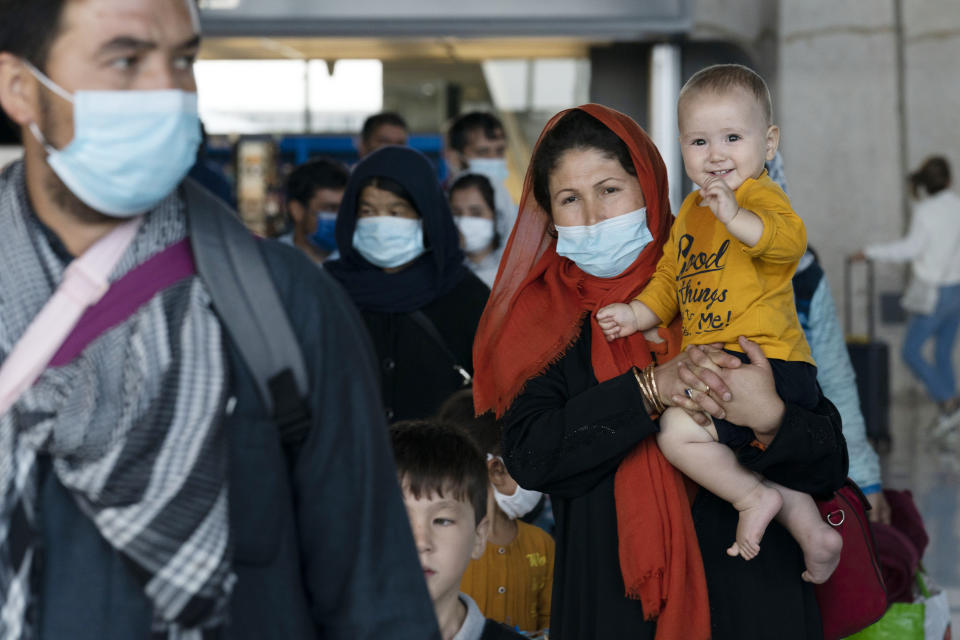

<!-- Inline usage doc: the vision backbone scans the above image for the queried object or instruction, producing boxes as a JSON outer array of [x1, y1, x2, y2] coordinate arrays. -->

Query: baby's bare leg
[[772, 483, 843, 583], [657, 407, 782, 560]]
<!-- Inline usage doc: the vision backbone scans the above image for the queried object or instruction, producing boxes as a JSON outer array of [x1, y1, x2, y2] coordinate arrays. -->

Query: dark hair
[[678, 63, 773, 125], [448, 111, 505, 154], [0, 0, 68, 70], [531, 109, 636, 216], [909, 156, 951, 197], [361, 111, 408, 144], [436, 389, 502, 457], [389, 419, 488, 525], [285, 157, 349, 207], [356, 175, 419, 215], [450, 173, 495, 214]]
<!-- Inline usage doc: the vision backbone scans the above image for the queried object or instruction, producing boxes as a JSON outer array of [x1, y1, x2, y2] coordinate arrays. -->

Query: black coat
[[361, 270, 489, 422], [502, 326, 848, 640], [36, 239, 441, 639]]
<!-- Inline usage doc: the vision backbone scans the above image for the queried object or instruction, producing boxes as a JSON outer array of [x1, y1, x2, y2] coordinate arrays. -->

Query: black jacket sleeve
[[736, 394, 849, 497], [271, 245, 440, 639], [501, 345, 658, 500]]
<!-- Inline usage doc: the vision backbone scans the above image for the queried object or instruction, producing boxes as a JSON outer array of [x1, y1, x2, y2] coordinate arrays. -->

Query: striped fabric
[[0, 161, 234, 639]]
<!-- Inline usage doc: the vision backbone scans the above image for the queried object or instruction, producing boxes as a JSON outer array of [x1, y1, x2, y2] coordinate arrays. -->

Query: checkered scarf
[[0, 161, 234, 638]]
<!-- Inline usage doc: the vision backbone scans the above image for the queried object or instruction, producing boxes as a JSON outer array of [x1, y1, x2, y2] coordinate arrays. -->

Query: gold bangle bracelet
[[644, 363, 667, 414], [632, 366, 658, 417]]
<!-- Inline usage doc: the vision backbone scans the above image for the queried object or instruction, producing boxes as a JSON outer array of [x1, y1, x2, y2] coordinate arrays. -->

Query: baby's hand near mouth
[[699, 176, 740, 224]]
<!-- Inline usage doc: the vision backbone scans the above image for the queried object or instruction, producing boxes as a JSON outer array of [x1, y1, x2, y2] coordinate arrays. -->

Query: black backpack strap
[[407, 310, 472, 387], [183, 180, 310, 449]]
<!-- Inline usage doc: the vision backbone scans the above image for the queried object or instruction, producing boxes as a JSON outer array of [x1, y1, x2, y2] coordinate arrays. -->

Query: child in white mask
[[437, 390, 554, 638], [449, 174, 502, 288]]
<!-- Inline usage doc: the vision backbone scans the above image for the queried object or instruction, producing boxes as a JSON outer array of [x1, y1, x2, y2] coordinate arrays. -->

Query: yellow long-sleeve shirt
[[636, 172, 814, 365], [460, 520, 554, 634]]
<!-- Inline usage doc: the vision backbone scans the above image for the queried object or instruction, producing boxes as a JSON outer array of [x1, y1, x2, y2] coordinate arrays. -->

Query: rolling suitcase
[[844, 258, 892, 448]]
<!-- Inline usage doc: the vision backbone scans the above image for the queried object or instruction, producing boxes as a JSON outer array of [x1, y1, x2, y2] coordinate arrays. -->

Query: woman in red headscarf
[[472, 105, 847, 639]]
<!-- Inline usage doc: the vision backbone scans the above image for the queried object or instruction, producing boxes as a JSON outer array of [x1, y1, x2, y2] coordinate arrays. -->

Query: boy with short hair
[[437, 390, 553, 636], [597, 63, 843, 583], [390, 420, 526, 640]]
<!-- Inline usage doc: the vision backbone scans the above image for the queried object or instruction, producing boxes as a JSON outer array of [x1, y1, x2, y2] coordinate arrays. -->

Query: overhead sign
[[199, 0, 690, 38]]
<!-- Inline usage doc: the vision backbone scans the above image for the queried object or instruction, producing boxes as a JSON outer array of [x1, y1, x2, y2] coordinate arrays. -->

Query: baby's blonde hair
[[678, 64, 773, 125]]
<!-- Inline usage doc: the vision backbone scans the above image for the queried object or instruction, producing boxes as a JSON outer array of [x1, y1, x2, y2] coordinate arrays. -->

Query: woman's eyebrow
[[593, 177, 622, 188]]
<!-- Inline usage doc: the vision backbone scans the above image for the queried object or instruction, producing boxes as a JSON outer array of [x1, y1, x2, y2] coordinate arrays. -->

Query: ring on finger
[[684, 388, 693, 399]]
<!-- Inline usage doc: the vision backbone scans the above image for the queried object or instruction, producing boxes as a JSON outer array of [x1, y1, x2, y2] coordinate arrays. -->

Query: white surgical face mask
[[487, 454, 543, 519], [555, 208, 654, 278], [24, 61, 201, 218], [352, 216, 425, 268], [454, 216, 495, 254], [467, 157, 509, 187]]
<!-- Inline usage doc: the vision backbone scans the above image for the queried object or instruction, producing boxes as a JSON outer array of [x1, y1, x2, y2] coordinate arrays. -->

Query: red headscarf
[[472, 104, 710, 639]]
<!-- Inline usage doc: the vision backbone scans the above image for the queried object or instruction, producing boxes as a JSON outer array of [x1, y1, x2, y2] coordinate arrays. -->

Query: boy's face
[[402, 480, 489, 607], [678, 87, 779, 192]]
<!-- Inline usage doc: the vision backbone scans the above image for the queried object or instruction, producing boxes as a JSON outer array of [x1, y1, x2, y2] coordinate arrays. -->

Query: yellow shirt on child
[[460, 520, 554, 634], [636, 172, 814, 365]]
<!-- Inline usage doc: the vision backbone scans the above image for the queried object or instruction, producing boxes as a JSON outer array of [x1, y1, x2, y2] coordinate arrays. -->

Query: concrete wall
[[777, 0, 960, 397]]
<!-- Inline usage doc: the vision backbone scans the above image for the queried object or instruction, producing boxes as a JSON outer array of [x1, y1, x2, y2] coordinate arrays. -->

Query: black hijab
[[325, 146, 468, 313]]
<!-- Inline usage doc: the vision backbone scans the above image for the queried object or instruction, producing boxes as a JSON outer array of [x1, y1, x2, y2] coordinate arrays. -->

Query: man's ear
[[288, 200, 306, 226], [0, 53, 40, 128], [472, 514, 490, 559], [443, 147, 464, 174], [765, 125, 780, 162]]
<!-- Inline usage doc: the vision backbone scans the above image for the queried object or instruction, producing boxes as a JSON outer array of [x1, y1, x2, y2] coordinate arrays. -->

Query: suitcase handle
[[844, 257, 875, 340]]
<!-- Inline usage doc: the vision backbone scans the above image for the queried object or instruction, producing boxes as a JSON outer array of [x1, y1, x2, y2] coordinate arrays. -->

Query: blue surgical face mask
[[555, 208, 654, 278], [308, 211, 338, 252], [25, 61, 201, 218], [353, 216, 425, 268]]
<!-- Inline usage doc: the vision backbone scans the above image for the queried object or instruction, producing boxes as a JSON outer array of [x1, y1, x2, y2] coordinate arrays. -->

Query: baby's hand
[[596, 303, 640, 341], [699, 176, 740, 224]]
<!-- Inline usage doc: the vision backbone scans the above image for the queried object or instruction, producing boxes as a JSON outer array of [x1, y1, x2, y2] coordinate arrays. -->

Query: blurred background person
[[357, 111, 409, 158], [445, 111, 517, 237], [768, 151, 890, 522], [188, 121, 235, 208], [852, 155, 960, 434], [280, 156, 349, 263], [449, 173, 502, 287], [326, 146, 489, 422]]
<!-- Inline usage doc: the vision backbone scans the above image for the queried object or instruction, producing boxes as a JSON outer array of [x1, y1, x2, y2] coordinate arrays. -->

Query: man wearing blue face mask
[[0, 1, 440, 639], [445, 111, 518, 239], [280, 156, 348, 263]]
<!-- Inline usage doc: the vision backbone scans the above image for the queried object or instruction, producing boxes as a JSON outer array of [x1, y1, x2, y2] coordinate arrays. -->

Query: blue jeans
[[902, 283, 960, 403]]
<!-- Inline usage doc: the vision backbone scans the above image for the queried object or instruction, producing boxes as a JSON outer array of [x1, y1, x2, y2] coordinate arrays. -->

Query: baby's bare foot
[[800, 524, 843, 584], [728, 484, 783, 560]]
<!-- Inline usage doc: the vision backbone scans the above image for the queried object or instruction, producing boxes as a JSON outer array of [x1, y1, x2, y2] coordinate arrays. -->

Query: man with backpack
[[0, 1, 439, 638]]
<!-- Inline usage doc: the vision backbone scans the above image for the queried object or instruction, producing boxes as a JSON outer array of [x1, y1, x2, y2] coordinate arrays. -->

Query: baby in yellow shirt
[[597, 64, 842, 583]]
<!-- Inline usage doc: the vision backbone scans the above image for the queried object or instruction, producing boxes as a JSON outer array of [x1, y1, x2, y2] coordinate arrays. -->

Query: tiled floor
[[882, 388, 960, 634]]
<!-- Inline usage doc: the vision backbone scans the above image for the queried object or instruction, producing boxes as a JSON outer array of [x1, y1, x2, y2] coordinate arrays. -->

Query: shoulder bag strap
[[407, 309, 472, 387]]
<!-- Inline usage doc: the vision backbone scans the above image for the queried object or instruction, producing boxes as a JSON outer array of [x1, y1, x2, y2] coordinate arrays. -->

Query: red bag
[[814, 480, 888, 639]]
